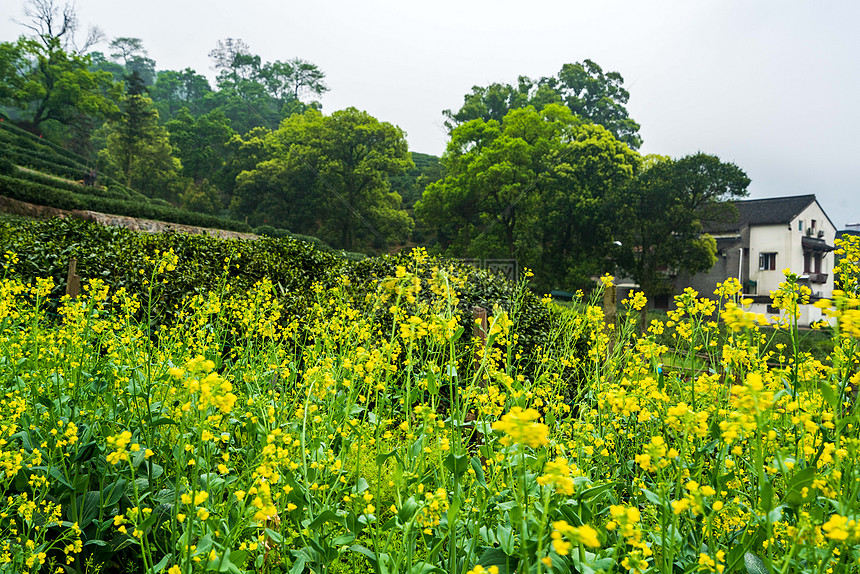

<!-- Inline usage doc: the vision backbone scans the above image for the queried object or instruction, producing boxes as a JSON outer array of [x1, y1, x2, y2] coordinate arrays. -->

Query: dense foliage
[[610, 153, 751, 298], [231, 108, 414, 250], [443, 60, 642, 150]]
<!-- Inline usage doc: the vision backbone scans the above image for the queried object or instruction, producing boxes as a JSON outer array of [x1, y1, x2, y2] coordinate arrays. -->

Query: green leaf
[[496, 524, 515, 554], [470, 456, 487, 488], [265, 528, 283, 544], [48, 467, 74, 491], [226, 549, 247, 572], [425, 370, 438, 395], [410, 563, 445, 574], [376, 449, 398, 465], [820, 382, 839, 409], [744, 552, 769, 574], [73, 441, 100, 463], [478, 548, 518, 574], [13, 468, 29, 491], [767, 505, 784, 524], [443, 452, 469, 476], [307, 510, 345, 530], [102, 478, 126, 508], [783, 466, 816, 508], [398, 497, 419, 524], [351, 478, 369, 494], [447, 495, 461, 526], [145, 462, 164, 480], [450, 326, 465, 342], [332, 533, 355, 545], [149, 553, 171, 573], [289, 555, 306, 574], [578, 481, 614, 501], [77, 491, 101, 528], [206, 549, 243, 574], [641, 487, 668, 509]]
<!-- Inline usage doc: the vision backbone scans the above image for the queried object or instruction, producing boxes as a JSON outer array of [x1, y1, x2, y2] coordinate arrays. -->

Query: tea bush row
[[0, 218, 553, 361]]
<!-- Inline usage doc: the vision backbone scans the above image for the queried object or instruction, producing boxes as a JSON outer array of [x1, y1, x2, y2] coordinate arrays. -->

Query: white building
[[679, 194, 836, 325]]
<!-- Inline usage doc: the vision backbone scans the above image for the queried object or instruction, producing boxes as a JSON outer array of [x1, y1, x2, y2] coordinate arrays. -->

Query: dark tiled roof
[[706, 195, 817, 233]]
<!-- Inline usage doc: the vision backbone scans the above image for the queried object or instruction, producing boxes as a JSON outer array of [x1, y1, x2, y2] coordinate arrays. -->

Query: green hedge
[[81, 195, 253, 232], [0, 157, 14, 176], [14, 170, 133, 200], [1, 217, 552, 385], [0, 120, 92, 166], [0, 172, 253, 233], [0, 124, 150, 199], [2, 145, 84, 181], [0, 138, 89, 174], [0, 173, 85, 210], [0, 217, 343, 327]]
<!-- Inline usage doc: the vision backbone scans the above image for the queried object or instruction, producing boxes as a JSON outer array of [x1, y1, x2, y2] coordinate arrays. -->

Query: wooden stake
[[472, 306, 488, 347], [602, 284, 617, 331], [66, 258, 80, 299]]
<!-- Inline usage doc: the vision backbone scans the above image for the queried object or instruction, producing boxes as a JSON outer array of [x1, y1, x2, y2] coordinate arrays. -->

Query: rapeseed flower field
[[0, 236, 859, 573]]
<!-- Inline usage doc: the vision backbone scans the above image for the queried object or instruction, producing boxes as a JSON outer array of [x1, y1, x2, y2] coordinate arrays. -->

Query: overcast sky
[[2, 0, 858, 227]]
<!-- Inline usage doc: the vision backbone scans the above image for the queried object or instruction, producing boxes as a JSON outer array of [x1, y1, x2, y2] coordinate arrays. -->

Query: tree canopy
[[418, 104, 641, 291], [444, 60, 642, 150], [165, 108, 234, 184], [98, 75, 182, 200], [610, 153, 751, 297], [205, 38, 328, 134], [0, 36, 120, 132], [232, 108, 413, 250], [0, 10, 754, 286]]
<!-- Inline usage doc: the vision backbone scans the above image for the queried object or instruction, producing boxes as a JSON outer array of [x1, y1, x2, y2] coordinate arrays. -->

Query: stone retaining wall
[[0, 195, 258, 241]]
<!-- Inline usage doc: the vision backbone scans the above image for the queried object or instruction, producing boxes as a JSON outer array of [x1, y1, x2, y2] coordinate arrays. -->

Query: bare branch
[[74, 25, 105, 54], [14, 0, 102, 53]]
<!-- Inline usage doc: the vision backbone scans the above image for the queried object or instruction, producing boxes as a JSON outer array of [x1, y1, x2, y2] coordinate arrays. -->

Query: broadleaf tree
[[610, 153, 751, 298], [166, 107, 234, 184], [232, 108, 413, 249], [418, 104, 641, 292], [0, 36, 120, 133], [444, 60, 642, 149]]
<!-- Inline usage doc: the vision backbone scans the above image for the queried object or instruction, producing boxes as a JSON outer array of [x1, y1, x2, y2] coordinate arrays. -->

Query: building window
[[766, 304, 779, 314], [798, 220, 804, 232], [811, 219, 817, 230], [759, 252, 777, 270]]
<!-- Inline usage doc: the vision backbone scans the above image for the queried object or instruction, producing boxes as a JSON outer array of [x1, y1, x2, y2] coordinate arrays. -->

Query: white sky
[[2, 0, 858, 227]]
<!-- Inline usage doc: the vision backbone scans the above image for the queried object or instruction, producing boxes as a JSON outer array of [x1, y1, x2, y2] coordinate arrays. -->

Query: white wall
[[791, 201, 837, 300], [748, 224, 792, 295]]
